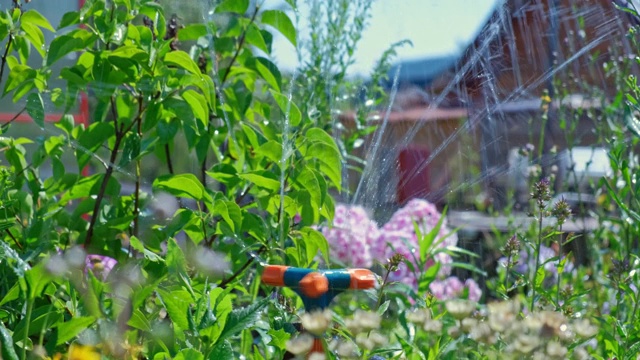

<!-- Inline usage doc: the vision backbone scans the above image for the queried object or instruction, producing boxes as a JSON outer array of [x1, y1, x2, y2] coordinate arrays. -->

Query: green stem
[[531, 205, 543, 312], [556, 225, 563, 308], [503, 253, 512, 298], [21, 298, 34, 360], [375, 268, 392, 311]]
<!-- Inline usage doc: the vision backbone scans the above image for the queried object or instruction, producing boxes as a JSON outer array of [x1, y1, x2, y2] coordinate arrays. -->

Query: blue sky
[[270, 0, 499, 75]]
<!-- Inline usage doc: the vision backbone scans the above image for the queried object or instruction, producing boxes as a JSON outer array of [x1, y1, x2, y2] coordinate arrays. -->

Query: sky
[[270, 0, 499, 75]]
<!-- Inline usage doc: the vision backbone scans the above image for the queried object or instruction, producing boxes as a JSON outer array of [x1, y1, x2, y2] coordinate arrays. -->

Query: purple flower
[[429, 276, 482, 302], [373, 199, 457, 287], [85, 254, 118, 281], [498, 244, 574, 275], [319, 204, 379, 268]]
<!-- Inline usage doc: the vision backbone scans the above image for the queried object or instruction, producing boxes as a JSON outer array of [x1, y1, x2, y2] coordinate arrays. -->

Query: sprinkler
[[261, 265, 377, 356]]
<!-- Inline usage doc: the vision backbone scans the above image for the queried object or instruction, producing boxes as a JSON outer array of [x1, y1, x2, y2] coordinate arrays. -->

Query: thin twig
[[0, 107, 26, 131], [85, 97, 129, 248], [0, 34, 13, 85], [219, 246, 266, 288], [5, 229, 22, 250], [221, 5, 260, 84]]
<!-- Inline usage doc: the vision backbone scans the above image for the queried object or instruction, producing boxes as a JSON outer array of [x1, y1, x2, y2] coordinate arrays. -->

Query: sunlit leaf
[[153, 173, 209, 201], [216, 0, 249, 14], [261, 10, 296, 46], [178, 24, 207, 41], [165, 50, 202, 75], [56, 317, 96, 345], [22, 9, 55, 32], [270, 89, 301, 126]]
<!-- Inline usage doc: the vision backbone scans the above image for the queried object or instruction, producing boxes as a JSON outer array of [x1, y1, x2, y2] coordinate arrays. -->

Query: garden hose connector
[[262, 265, 376, 311], [262, 265, 377, 356]]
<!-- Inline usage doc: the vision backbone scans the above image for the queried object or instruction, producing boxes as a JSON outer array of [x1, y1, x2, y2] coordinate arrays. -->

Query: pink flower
[[320, 204, 379, 268], [373, 199, 457, 287], [429, 276, 482, 302], [85, 254, 117, 281]]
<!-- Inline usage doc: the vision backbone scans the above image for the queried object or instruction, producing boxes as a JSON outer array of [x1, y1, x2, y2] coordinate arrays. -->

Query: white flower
[[307, 353, 326, 360], [445, 299, 476, 320], [460, 318, 478, 333], [423, 319, 443, 333], [469, 322, 496, 345], [573, 319, 598, 338], [285, 333, 314, 355], [513, 334, 540, 354], [335, 340, 357, 358], [487, 300, 519, 332], [300, 309, 333, 336], [406, 308, 430, 324], [546, 341, 567, 359]]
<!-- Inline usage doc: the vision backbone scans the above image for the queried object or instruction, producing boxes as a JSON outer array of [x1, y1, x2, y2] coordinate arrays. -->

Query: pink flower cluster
[[429, 277, 482, 302], [320, 199, 481, 300], [319, 204, 380, 268], [373, 199, 457, 287]]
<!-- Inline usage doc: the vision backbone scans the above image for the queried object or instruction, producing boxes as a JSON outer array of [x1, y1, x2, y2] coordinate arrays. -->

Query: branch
[[5, 229, 22, 250], [0, 34, 14, 88], [219, 245, 266, 288], [85, 97, 132, 248], [0, 106, 26, 131], [220, 5, 260, 84]]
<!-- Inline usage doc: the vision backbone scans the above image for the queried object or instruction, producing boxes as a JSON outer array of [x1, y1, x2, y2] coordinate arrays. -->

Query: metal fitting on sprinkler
[[261, 265, 377, 357]]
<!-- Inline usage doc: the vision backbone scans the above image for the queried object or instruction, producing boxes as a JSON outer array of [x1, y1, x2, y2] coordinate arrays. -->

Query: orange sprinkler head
[[299, 272, 329, 298], [348, 268, 377, 289], [261, 265, 289, 287]]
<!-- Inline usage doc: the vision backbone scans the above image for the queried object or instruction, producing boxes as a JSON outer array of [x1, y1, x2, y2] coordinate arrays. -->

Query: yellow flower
[[68, 344, 101, 360]]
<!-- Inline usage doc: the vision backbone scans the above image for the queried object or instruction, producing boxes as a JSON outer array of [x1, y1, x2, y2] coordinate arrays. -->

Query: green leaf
[[178, 24, 207, 41], [76, 122, 115, 169], [209, 340, 233, 360], [270, 90, 301, 126], [22, 9, 55, 32], [47, 35, 83, 66], [157, 288, 192, 332], [26, 92, 45, 127], [153, 174, 210, 202], [254, 140, 282, 164], [25, 263, 53, 300], [61, 174, 120, 203], [300, 227, 329, 264], [216, 0, 249, 14], [261, 10, 296, 46], [3, 64, 36, 95], [183, 89, 208, 129], [13, 305, 62, 341], [176, 349, 204, 360], [0, 322, 19, 360], [245, 23, 268, 53], [267, 328, 290, 350], [253, 57, 281, 92], [129, 236, 164, 262], [165, 50, 202, 75], [217, 298, 267, 343], [238, 171, 281, 191], [20, 22, 45, 56], [213, 200, 242, 233], [56, 317, 96, 345], [58, 11, 80, 29]]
